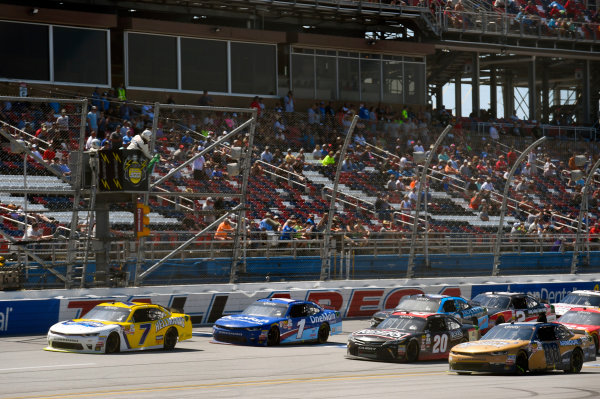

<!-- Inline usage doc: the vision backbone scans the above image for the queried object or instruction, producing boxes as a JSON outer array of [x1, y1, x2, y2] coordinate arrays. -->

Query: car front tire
[[105, 332, 120, 354], [317, 323, 330, 344], [406, 340, 419, 362], [267, 325, 280, 346], [515, 351, 528, 376]]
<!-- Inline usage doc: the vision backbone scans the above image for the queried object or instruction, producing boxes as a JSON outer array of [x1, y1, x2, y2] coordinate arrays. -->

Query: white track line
[[0, 363, 96, 372]]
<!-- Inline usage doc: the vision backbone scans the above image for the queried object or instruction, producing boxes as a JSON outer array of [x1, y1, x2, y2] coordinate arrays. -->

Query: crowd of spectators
[[0, 83, 599, 253]]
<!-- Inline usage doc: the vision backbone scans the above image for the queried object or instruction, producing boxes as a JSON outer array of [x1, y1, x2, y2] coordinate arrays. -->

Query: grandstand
[[0, 0, 599, 289]]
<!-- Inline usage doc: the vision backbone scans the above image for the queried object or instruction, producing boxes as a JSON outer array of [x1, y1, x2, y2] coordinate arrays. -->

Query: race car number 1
[[296, 319, 306, 339]]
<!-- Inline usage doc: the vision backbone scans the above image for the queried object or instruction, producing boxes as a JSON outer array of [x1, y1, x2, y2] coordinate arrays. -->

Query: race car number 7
[[432, 334, 448, 353], [296, 319, 306, 339]]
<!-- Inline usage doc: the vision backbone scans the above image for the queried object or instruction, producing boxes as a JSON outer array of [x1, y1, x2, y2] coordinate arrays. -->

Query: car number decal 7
[[433, 334, 448, 353], [139, 323, 152, 345]]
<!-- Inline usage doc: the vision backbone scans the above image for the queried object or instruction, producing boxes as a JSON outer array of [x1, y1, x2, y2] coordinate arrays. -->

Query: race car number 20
[[433, 334, 448, 353]]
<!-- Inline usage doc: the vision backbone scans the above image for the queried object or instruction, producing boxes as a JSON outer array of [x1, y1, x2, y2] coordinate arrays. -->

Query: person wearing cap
[[261, 146, 274, 164], [87, 105, 99, 134], [214, 218, 235, 241], [279, 217, 297, 241], [480, 177, 495, 192], [127, 128, 153, 159], [495, 155, 508, 172], [259, 212, 281, 233], [284, 148, 296, 164]]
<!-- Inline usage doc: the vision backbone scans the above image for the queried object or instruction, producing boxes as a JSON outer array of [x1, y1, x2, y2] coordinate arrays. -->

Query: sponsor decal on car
[[560, 339, 582, 346], [155, 317, 185, 332], [354, 329, 409, 339], [309, 312, 336, 323]]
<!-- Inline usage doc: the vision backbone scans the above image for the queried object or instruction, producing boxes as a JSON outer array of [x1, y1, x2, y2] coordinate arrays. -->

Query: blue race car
[[370, 294, 489, 331], [212, 298, 343, 346]]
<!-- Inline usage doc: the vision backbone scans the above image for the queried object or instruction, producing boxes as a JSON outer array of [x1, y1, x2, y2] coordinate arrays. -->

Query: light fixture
[[213, 27, 221, 32], [192, 15, 200, 20], [31, 8, 39, 15], [128, 8, 136, 13]]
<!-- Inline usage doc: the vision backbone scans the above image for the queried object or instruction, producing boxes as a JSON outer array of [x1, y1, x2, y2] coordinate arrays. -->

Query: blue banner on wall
[[0, 299, 60, 336], [471, 282, 600, 303]]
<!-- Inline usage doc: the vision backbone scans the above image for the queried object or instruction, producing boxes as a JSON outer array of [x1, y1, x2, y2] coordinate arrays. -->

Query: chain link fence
[[0, 93, 599, 288]]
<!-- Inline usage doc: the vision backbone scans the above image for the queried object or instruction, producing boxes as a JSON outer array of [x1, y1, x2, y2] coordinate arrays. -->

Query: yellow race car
[[449, 322, 596, 375], [46, 301, 193, 353]]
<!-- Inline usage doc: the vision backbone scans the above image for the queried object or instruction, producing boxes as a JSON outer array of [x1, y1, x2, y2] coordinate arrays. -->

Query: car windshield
[[481, 324, 535, 341], [472, 294, 511, 309], [378, 316, 426, 331], [243, 303, 288, 318], [559, 310, 600, 326], [560, 293, 600, 307], [394, 297, 440, 312], [83, 306, 131, 322]]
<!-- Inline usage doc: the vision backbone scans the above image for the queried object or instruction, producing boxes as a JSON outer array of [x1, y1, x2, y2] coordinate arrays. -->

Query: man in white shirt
[[489, 124, 499, 140], [480, 177, 495, 192]]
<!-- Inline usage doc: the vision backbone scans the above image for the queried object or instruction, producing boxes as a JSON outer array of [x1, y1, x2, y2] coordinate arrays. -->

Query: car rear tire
[[565, 348, 583, 373], [515, 351, 528, 376], [164, 328, 178, 350], [406, 340, 419, 362], [105, 332, 120, 354], [317, 323, 330, 344], [267, 326, 280, 346]]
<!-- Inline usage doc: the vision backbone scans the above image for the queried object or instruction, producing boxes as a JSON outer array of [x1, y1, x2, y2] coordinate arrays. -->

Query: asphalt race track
[[1, 320, 600, 399]]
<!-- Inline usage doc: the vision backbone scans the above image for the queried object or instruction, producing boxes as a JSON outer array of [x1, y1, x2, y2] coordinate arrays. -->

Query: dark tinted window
[[0, 21, 49, 81], [53, 27, 108, 85], [181, 38, 227, 92], [230, 42, 276, 95], [128, 33, 177, 89]]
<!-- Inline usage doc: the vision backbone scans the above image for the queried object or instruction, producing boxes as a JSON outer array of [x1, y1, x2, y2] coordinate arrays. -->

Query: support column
[[528, 56, 536, 121], [542, 63, 549, 123], [455, 74, 462, 117], [490, 67, 497, 118], [472, 53, 480, 118], [94, 202, 110, 286], [582, 60, 591, 124], [504, 71, 514, 119], [435, 84, 443, 110]]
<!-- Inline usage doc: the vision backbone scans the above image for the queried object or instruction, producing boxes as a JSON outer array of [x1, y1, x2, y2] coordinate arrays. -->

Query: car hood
[[215, 314, 278, 328], [451, 339, 526, 353], [553, 303, 574, 316], [50, 320, 115, 334], [350, 328, 413, 342]]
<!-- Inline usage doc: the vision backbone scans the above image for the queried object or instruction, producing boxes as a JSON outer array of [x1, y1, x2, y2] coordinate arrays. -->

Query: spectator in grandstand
[[42, 141, 57, 162], [413, 140, 425, 152], [192, 147, 206, 180], [543, 157, 557, 177], [444, 160, 459, 176], [321, 151, 336, 167], [354, 132, 367, 147], [198, 90, 214, 106], [495, 155, 508, 173], [478, 199, 491, 221], [56, 109, 69, 143], [489, 123, 499, 141], [279, 217, 298, 241], [341, 155, 356, 172], [459, 159, 473, 179], [202, 197, 216, 224], [284, 148, 296, 165], [214, 217, 235, 241], [589, 222, 600, 243], [400, 195, 413, 224], [122, 128, 134, 147], [141, 103, 154, 120], [85, 130, 98, 151], [87, 105, 99, 134], [29, 144, 43, 161], [284, 91, 295, 112], [261, 146, 274, 163], [480, 177, 495, 192], [250, 96, 261, 117]]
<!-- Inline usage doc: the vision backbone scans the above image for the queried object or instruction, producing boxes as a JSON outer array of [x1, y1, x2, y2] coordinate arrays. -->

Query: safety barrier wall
[[1, 273, 599, 336]]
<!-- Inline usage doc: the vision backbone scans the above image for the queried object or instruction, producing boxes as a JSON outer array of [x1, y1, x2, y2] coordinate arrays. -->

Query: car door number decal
[[432, 334, 448, 353], [542, 343, 560, 366], [139, 323, 152, 345], [296, 319, 306, 339], [515, 310, 526, 321]]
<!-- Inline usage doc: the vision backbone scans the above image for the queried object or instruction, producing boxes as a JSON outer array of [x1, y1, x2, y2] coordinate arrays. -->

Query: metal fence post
[[570, 157, 600, 273], [320, 115, 359, 281], [407, 124, 452, 278], [492, 136, 546, 276]]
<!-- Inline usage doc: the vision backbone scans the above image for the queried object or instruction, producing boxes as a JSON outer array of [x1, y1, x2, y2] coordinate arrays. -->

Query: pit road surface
[[1, 320, 599, 399]]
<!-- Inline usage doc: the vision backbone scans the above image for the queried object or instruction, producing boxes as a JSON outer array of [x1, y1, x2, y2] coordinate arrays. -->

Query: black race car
[[347, 312, 479, 362]]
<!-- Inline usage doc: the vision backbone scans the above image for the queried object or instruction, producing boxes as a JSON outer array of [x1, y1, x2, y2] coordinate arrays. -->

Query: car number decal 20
[[432, 334, 448, 353]]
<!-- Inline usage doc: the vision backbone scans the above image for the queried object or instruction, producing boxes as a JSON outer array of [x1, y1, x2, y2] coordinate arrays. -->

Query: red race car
[[558, 307, 600, 354], [471, 292, 555, 330]]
